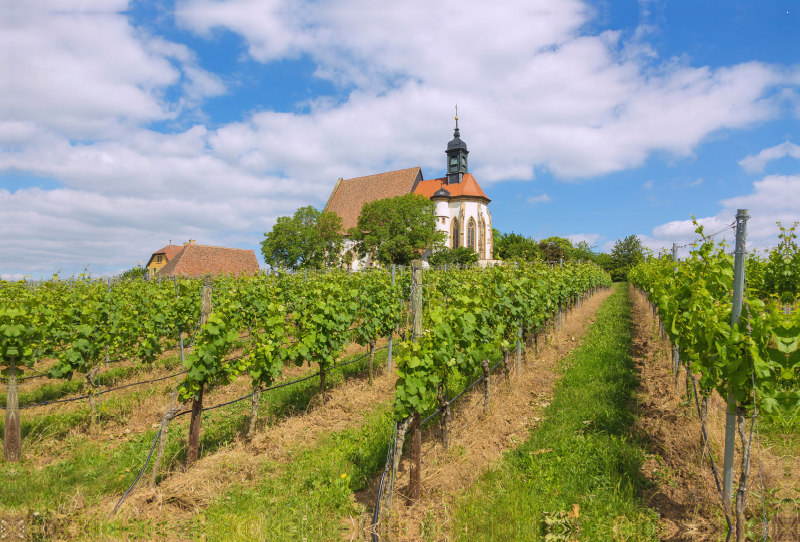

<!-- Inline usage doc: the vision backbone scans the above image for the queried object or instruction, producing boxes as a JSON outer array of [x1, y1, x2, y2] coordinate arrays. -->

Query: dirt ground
[[355, 287, 614, 542], [628, 285, 799, 542]]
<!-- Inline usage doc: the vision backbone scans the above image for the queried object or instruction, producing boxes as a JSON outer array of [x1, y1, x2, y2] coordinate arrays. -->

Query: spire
[[454, 104, 459, 136]]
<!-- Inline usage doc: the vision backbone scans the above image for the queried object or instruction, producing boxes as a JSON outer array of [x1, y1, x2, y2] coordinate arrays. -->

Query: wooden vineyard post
[[437, 383, 450, 450], [149, 391, 180, 487], [409, 260, 423, 500], [387, 264, 395, 373], [187, 275, 212, 467], [558, 258, 563, 328], [409, 411, 422, 501], [516, 321, 522, 373], [411, 260, 423, 341], [672, 243, 680, 377], [4, 355, 20, 462], [482, 359, 490, 415]]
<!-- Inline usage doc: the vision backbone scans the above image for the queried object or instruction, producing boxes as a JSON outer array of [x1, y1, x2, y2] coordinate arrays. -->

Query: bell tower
[[445, 105, 468, 185]]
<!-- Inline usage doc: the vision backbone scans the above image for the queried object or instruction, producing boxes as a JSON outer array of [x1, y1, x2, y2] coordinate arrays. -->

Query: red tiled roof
[[146, 244, 184, 267], [324, 167, 423, 231], [158, 245, 260, 278], [413, 174, 490, 202]]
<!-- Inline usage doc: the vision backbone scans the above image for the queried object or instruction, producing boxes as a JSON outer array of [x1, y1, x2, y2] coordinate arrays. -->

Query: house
[[324, 115, 492, 269], [151, 240, 260, 278], [146, 241, 184, 278]]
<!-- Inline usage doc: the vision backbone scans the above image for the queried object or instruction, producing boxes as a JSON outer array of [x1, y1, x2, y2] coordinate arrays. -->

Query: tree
[[493, 231, 541, 261], [538, 236, 574, 262], [571, 240, 598, 263], [261, 206, 344, 270], [609, 235, 645, 281], [429, 246, 479, 267], [348, 194, 446, 266]]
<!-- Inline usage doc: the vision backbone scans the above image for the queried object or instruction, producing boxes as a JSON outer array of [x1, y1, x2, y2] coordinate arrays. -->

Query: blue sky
[[1, 0, 799, 278]]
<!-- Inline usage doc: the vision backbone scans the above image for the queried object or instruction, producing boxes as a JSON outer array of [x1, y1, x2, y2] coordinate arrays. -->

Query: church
[[324, 116, 493, 269]]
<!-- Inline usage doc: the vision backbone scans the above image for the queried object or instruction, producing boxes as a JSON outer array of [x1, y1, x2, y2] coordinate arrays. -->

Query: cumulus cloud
[[1, 0, 798, 275], [527, 194, 552, 204], [738, 141, 800, 173], [645, 174, 800, 256]]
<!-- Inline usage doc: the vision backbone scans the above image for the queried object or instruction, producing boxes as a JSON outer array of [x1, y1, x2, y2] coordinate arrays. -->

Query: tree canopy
[[348, 193, 446, 266], [492, 230, 541, 261], [607, 235, 645, 281], [429, 246, 479, 267], [261, 206, 344, 270]]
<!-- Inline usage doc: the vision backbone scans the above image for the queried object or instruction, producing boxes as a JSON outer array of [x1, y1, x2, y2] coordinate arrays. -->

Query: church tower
[[445, 107, 468, 185]]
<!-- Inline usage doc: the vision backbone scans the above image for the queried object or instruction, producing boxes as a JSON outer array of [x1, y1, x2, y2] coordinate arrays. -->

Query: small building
[[153, 240, 260, 278], [324, 115, 492, 269], [146, 241, 184, 278]]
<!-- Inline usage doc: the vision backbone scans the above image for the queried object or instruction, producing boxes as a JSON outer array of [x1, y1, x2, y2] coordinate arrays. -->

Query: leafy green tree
[[609, 235, 645, 281], [348, 194, 446, 266], [596, 253, 614, 274], [429, 247, 479, 267], [261, 206, 344, 270], [539, 236, 574, 262], [493, 231, 541, 261], [571, 240, 598, 262]]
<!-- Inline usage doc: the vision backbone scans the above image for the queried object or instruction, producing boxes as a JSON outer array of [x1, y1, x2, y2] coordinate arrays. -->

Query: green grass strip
[[453, 284, 661, 542]]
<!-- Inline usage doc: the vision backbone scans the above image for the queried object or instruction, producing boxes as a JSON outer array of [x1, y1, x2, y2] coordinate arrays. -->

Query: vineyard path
[[364, 285, 614, 541]]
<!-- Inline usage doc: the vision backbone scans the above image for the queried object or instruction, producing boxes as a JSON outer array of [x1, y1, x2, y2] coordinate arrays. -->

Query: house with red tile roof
[[146, 242, 185, 278], [324, 115, 493, 268], [152, 240, 260, 278]]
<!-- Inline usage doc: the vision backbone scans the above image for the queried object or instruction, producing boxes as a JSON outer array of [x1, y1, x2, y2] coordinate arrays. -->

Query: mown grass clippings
[[453, 284, 661, 541]]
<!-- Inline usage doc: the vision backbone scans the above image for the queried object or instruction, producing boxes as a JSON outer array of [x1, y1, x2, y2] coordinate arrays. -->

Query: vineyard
[[1, 260, 612, 540], [3, 218, 797, 541], [629, 216, 800, 541]]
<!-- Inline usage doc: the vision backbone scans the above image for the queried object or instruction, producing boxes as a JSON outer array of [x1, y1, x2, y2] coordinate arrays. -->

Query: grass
[[452, 284, 662, 541], [197, 405, 394, 541], [0, 346, 394, 515], [0, 352, 184, 408]]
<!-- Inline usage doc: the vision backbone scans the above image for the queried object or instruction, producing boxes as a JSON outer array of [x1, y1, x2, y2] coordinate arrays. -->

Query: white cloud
[[643, 180, 654, 189], [738, 141, 800, 173], [1, 0, 798, 275], [687, 178, 703, 187], [527, 194, 552, 204], [1, 0, 224, 140], [647, 174, 800, 255]]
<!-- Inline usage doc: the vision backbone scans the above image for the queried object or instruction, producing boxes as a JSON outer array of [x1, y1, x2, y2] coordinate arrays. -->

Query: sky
[[1, 0, 799, 279]]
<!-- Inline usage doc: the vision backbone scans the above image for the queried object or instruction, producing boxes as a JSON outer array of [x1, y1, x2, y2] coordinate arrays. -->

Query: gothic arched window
[[467, 218, 476, 250], [479, 218, 486, 259], [452, 219, 460, 248]]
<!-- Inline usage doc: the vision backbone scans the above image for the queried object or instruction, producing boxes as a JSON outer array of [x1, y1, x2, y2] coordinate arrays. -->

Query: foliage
[[571, 240, 598, 263], [393, 261, 612, 420], [348, 194, 446, 266], [608, 235, 645, 282], [261, 206, 344, 270], [629, 222, 800, 418], [538, 236, 574, 262], [116, 265, 147, 281], [492, 231, 541, 262], [428, 246, 479, 267]]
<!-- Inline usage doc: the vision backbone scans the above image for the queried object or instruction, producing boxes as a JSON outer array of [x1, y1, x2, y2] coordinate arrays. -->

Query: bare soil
[[356, 288, 613, 541], [628, 284, 799, 542]]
